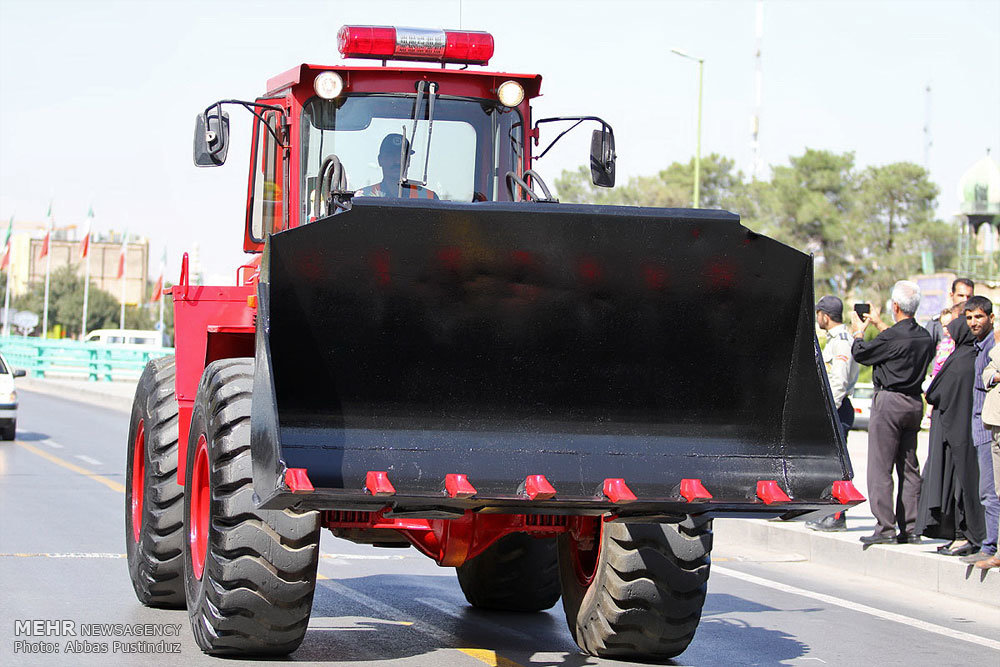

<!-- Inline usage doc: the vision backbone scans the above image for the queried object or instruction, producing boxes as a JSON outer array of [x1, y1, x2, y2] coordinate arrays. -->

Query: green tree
[[554, 154, 745, 209]]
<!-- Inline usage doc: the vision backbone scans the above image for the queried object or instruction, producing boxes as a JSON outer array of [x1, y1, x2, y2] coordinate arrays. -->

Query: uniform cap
[[815, 295, 844, 318], [379, 133, 415, 157]]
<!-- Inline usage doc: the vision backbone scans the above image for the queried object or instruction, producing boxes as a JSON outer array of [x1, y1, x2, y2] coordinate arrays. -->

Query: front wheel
[[125, 356, 185, 608], [182, 358, 320, 656], [456, 533, 561, 612], [557, 516, 712, 660]]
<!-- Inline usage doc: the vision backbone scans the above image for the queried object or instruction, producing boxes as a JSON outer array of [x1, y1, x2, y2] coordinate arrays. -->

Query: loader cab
[[228, 26, 613, 253]]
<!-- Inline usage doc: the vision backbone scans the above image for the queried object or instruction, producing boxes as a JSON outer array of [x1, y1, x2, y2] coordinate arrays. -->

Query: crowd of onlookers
[[809, 279, 1000, 570]]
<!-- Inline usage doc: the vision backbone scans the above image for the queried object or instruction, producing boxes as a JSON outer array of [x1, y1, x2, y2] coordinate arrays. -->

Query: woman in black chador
[[917, 316, 986, 555]]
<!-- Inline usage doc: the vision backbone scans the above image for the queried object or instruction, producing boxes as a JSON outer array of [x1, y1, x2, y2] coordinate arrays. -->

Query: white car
[[0, 352, 25, 440], [850, 382, 874, 430]]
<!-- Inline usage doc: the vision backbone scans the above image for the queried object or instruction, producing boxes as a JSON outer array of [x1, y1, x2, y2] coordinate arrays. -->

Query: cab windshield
[[300, 94, 522, 218]]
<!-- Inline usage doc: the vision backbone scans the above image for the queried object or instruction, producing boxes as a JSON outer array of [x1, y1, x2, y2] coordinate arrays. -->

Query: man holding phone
[[851, 280, 935, 545], [809, 296, 860, 531]]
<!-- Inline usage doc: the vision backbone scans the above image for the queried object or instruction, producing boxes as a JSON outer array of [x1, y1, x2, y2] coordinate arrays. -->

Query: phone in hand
[[854, 303, 871, 318]]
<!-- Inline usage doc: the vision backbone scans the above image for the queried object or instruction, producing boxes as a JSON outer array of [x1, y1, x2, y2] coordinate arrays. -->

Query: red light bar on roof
[[338, 25, 494, 65]]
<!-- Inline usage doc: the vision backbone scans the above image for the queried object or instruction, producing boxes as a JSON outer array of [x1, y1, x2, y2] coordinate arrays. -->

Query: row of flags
[[3, 206, 165, 301], [2, 204, 169, 339]]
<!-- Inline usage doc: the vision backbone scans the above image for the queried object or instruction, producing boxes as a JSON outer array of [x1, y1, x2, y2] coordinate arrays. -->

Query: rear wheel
[[557, 516, 712, 660], [456, 533, 560, 611], [125, 356, 185, 608], [183, 358, 320, 656], [1, 420, 15, 440]]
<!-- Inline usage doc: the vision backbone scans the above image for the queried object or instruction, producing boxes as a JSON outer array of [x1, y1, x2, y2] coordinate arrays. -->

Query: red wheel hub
[[189, 434, 210, 580], [130, 420, 145, 543], [570, 517, 602, 587]]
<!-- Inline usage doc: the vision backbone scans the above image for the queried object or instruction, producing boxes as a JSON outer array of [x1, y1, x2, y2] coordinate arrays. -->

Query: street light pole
[[671, 48, 704, 208]]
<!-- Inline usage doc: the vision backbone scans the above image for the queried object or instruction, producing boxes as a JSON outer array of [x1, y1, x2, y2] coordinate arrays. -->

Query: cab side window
[[250, 111, 285, 240]]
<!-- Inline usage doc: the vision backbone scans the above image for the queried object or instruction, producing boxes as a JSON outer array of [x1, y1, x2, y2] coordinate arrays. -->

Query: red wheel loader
[[125, 25, 864, 661]]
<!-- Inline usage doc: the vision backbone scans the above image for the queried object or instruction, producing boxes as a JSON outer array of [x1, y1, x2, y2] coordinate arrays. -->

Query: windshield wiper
[[400, 81, 438, 195]]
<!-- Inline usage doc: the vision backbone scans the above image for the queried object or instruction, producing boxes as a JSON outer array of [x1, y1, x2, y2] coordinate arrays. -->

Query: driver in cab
[[355, 133, 438, 200]]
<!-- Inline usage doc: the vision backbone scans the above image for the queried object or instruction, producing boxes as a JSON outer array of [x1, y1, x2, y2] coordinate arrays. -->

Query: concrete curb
[[18, 377, 135, 414], [714, 517, 1000, 607]]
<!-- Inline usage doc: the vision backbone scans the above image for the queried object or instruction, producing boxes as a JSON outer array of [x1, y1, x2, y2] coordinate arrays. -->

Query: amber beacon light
[[337, 25, 494, 65]]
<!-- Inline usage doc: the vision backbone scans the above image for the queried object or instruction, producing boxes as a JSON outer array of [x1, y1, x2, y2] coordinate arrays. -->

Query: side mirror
[[193, 109, 230, 167], [590, 128, 616, 188], [13, 369, 26, 378]]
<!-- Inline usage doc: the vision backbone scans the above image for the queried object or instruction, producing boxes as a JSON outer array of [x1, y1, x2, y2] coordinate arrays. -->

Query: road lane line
[[713, 565, 1000, 650], [43, 440, 63, 449], [14, 440, 125, 494], [321, 553, 410, 560], [319, 578, 525, 667], [0, 552, 126, 558], [75, 454, 102, 466]]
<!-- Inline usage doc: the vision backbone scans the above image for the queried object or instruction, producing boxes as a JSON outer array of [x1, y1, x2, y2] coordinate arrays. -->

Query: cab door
[[245, 101, 289, 252]]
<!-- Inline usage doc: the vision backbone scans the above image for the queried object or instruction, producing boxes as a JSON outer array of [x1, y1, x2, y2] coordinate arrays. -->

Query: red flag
[[151, 274, 163, 302], [1, 215, 12, 270], [39, 229, 50, 259], [116, 232, 128, 279], [80, 207, 93, 258]]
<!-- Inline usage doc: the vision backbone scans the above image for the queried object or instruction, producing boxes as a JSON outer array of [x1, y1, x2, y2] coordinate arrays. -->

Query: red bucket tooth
[[284, 468, 314, 494], [831, 480, 865, 504], [602, 478, 638, 503], [521, 474, 556, 500], [365, 471, 396, 496], [680, 478, 713, 502], [445, 474, 477, 499], [756, 480, 791, 504]]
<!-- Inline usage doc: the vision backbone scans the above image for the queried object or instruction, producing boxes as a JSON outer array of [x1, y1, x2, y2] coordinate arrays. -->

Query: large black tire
[[2, 420, 15, 440], [456, 533, 561, 612], [183, 358, 320, 656], [557, 516, 712, 660], [125, 355, 185, 608]]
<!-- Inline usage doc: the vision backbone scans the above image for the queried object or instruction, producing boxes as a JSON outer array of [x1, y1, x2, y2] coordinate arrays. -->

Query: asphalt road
[[2, 388, 999, 667]]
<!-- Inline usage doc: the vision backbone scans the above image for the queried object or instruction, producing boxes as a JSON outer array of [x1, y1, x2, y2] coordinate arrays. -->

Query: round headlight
[[314, 71, 345, 100], [497, 80, 524, 107]]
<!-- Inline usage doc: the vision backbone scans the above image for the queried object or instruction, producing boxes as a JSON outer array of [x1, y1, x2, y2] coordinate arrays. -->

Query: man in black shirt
[[852, 280, 935, 545]]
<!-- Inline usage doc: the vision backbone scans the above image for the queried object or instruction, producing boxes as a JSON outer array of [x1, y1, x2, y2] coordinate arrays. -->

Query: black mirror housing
[[590, 129, 616, 188], [13, 369, 26, 378], [193, 110, 230, 167]]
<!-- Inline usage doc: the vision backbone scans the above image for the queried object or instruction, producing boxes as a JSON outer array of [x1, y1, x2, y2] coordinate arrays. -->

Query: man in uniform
[[807, 296, 860, 532], [356, 133, 439, 200]]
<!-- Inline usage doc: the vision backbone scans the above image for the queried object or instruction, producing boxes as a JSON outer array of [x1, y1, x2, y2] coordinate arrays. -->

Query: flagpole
[[82, 240, 91, 340], [41, 207, 53, 339], [120, 233, 127, 330], [2, 219, 12, 338], [157, 247, 165, 337]]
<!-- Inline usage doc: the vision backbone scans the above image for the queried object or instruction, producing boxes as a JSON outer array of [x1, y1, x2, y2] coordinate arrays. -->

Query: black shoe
[[860, 532, 896, 545], [898, 533, 922, 544], [806, 512, 847, 532], [942, 543, 979, 557], [937, 540, 956, 554]]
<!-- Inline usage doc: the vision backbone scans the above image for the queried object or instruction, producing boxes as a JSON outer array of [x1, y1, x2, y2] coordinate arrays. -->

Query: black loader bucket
[[250, 199, 854, 517]]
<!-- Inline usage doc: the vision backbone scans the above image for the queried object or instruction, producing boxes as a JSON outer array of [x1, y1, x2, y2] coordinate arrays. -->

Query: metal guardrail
[[0, 336, 173, 381]]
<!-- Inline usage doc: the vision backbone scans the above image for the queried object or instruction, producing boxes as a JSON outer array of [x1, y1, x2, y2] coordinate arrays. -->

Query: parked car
[[0, 352, 26, 440], [83, 329, 168, 348], [851, 382, 874, 430]]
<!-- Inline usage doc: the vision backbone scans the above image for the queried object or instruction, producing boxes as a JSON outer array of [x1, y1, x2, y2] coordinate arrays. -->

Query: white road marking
[[321, 553, 410, 560], [43, 440, 63, 449], [75, 454, 102, 466], [415, 597, 535, 643], [713, 565, 1000, 650], [0, 552, 126, 558]]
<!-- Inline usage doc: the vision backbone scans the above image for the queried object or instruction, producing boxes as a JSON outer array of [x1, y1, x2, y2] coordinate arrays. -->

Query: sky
[[1, 0, 998, 284]]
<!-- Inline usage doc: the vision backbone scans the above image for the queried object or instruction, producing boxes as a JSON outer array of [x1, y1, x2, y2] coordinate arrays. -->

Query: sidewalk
[[715, 428, 1000, 607], [17, 377, 1000, 605]]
